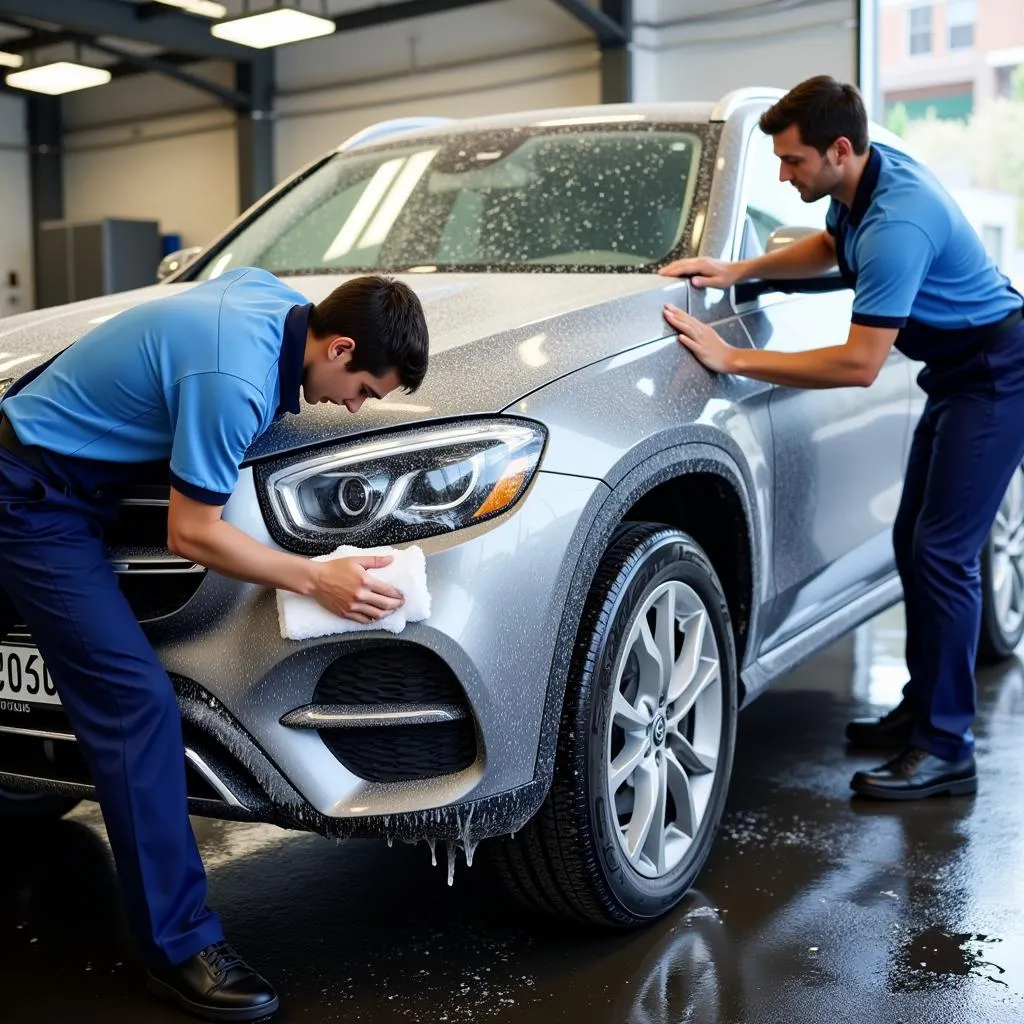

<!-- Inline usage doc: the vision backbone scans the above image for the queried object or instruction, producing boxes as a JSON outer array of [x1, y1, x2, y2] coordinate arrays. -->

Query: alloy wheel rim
[[992, 465, 1024, 640], [605, 580, 723, 880]]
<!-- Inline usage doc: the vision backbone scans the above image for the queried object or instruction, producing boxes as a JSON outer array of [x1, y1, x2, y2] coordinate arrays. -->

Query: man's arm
[[727, 323, 899, 388], [167, 489, 404, 624], [659, 230, 837, 287], [663, 305, 898, 389]]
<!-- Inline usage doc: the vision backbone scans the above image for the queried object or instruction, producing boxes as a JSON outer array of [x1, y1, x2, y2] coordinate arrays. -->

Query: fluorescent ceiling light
[[0, 52, 24, 69], [6, 61, 112, 96], [154, 0, 228, 17], [211, 8, 336, 49]]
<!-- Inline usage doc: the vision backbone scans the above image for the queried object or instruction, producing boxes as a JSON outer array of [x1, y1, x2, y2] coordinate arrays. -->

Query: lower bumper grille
[[309, 643, 478, 783], [0, 723, 226, 803]]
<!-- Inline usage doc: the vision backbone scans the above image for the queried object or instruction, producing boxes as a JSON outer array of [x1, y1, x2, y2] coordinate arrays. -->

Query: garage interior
[[0, 1, 1022, 1023]]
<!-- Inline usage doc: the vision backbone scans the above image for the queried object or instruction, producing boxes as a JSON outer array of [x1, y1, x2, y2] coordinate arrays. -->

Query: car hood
[[0, 272, 687, 460]]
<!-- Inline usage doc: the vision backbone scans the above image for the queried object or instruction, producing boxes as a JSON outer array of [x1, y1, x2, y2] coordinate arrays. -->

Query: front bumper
[[1, 467, 602, 841]]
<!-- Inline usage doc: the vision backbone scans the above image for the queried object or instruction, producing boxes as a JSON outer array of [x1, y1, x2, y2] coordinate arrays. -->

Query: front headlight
[[256, 419, 547, 553]]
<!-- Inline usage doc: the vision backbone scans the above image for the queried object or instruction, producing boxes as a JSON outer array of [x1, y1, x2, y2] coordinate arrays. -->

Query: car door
[[734, 129, 913, 651]]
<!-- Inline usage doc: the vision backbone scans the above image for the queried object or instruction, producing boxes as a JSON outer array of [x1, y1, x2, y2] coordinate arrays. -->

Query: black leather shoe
[[850, 746, 977, 801], [845, 701, 914, 749], [146, 940, 279, 1022]]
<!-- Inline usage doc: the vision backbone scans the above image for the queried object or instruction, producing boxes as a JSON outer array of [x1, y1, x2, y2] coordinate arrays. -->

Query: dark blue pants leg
[[895, 386, 1024, 761], [894, 409, 933, 718], [0, 454, 223, 965]]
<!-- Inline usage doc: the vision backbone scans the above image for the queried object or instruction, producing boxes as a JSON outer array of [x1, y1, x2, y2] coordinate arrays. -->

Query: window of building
[[908, 5, 933, 55], [995, 65, 1016, 98], [947, 0, 976, 50]]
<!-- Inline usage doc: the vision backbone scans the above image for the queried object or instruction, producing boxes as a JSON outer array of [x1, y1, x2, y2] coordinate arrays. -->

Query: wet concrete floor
[[3, 604, 1023, 1024]]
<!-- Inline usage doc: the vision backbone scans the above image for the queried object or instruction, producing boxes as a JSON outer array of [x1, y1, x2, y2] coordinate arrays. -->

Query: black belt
[[983, 305, 1023, 337], [0, 415, 53, 475], [906, 305, 1024, 371]]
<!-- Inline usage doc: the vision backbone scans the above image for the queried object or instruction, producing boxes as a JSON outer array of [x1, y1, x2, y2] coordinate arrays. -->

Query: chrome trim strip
[[0, 742, 245, 810], [109, 560, 205, 575], [184, 749, 244, 809], [0, 725, 75, 741], [280, 702, 468, 729]]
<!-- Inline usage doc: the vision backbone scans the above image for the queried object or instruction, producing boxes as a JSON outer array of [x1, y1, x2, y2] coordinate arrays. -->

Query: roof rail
[[710, 87, 785, 122], [336, 116, 455, 152]]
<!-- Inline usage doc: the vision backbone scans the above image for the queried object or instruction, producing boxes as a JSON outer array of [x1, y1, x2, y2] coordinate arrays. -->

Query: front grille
[[104, 489, 207, 620], [115, 570, 206, 620], [312, 644, 477, 783], [106, 490, 172, 548]]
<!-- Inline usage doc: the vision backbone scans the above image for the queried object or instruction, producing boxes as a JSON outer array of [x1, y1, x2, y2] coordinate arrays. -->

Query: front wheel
[[978, 463, 1024, 664], [493, 523, 738, 927]]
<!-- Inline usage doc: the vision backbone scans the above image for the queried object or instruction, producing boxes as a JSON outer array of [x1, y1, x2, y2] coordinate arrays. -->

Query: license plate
[[0, 644, 61, 706]]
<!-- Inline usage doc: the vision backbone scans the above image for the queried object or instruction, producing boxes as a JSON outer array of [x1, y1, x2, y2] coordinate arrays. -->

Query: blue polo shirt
[[0, 267, 311, 505], [826, 142, 1022, 363]]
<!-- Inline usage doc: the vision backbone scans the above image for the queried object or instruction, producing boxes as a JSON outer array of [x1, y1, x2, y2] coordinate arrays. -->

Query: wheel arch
[[534, 443, 760, 797]]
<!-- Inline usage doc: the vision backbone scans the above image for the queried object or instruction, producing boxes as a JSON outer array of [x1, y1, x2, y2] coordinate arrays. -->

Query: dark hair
[[759, 75, 869, 156], [310, 275, 428, 393]]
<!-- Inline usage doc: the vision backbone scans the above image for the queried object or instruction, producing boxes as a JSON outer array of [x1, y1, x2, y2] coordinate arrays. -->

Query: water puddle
[[891, 927, 1007, 990]]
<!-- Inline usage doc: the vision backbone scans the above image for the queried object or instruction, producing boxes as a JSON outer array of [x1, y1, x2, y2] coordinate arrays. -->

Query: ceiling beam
[[0, 0, 252, 60], [105, 50, 197, 80], [551, 0, 627, 46], [0, 28, 79, 53], [82, 36, 250, 108], [334, 0, 497, 32]]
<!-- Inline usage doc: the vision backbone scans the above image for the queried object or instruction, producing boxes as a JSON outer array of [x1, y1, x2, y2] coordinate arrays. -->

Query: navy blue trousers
[[0, 448, 223, 966], [895, 325, 1024, 761]]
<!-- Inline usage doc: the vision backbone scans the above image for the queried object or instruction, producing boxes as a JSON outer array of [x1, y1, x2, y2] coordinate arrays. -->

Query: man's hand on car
[[658, 257, 743, 290], [312, 555, 405, 624], [663, 304, 738, 375]]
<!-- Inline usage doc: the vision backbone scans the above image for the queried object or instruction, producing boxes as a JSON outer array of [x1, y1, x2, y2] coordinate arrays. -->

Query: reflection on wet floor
[[3, 604, 1024, 1024]]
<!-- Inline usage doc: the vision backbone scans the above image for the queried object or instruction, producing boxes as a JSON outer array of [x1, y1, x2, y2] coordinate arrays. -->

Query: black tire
[[0, 788, 81, 819], [491, 523, 738, 927], [978, 464, 1024, 665]]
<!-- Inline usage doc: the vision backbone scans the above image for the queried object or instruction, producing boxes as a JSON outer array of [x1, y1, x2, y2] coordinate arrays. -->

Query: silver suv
[[1, 89, 1020, 927]]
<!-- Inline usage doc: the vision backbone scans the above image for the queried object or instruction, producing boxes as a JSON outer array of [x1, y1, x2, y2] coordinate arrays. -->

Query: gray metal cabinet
[[37, 218, 162, 308]]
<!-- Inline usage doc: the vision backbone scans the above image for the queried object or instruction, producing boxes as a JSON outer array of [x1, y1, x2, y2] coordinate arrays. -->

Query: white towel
[[277, 544, 431, 640]]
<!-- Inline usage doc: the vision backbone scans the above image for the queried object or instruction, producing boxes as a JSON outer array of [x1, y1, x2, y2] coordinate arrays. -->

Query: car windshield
[[195, 125, 703, 277]]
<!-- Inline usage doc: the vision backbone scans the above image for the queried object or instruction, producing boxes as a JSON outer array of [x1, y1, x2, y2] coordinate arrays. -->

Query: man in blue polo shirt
[[0, 267, 428, 1021], [659, 75, 1024, 802]]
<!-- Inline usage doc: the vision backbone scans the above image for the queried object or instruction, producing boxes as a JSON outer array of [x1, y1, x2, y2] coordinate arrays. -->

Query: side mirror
[[735, 224, 847, 303], [157, 246, 203, 282], [764, 225, 819, 255]]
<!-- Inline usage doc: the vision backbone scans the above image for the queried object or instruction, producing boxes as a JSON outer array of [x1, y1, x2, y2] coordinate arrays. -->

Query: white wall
[[634, 0, 859, 103], [275, 44, 600, 177], [0, 93, 33, 316], [61, 61, 238, 249]]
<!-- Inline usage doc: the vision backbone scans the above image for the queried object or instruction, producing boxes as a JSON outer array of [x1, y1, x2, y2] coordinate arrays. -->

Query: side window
[[741, 129, 829, 255]]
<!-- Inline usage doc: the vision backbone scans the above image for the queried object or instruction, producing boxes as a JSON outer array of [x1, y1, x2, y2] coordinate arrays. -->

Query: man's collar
[[278, 302, 312, 416], [847, 144, 881, 229]]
